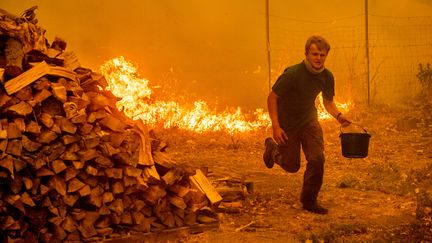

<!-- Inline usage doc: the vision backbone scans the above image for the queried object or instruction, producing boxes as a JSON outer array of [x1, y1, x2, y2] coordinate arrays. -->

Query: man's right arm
[[267, 91, 288, 144]]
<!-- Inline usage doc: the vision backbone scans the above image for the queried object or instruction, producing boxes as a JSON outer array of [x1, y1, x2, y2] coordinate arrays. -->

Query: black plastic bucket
[[339, 124, 371, 158]]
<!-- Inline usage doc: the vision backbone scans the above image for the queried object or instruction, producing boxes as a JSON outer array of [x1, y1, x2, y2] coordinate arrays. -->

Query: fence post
[[365, 0, 370, 105], [265, 0, 272, 93]]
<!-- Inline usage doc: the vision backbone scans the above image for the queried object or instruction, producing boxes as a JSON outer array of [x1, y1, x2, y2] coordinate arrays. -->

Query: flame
[[100, 56, 349, 134], [316, 95, 351, 120]]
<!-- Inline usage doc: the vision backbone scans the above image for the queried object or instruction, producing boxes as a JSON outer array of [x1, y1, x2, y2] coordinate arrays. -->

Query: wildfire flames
[[100, 56, 349, 134]]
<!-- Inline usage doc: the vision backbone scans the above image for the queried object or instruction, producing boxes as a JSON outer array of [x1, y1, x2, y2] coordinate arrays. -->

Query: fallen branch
[[235, 221, 255, 232]]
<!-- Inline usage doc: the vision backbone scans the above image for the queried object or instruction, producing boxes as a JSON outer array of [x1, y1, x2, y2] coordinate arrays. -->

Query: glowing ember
[[100, 56, 350, 134]]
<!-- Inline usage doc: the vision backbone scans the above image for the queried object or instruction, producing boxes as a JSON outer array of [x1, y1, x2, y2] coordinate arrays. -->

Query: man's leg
[[299, 120, 327, 214], [263, 130, 302, 173], [278, 132, 301, 173]]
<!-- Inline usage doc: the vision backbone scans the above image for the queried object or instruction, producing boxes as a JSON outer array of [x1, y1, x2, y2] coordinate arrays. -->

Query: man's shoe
[[303, 204, 328, 214], [263, 137, 277, 168]]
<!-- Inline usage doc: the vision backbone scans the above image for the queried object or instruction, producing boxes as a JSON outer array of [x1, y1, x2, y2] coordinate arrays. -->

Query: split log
[[64, 194, 79, 207], [94, 155, 113, 167], [6, 139, 22, 156], [0, 92, 12, 106], [7, 101, 33, 116], [56, 116, 77, 134], [50, 160, 67, 174], [51, 83, 67, 102], [77, 212, 99, 238], [78, 185, 91, 197], [0, 155, 14, 176], [36, 167, 55, 177], [39, 113, 54, 128], [105, 168, 123, 179], [24, 50, 64, 67], [99, 115, 126, 132], [22, 135, 41, 152], [38, 130, 57, 144], [111, 181, 124, 194], [64, 167, 80, 181], [31, 88, 52, 106], [15, 86, 33, 101], [57, 51, 80, 71], [189, 169, 222, 205], [51, 37, 67, 51], [4, 37, 24, 79], [143, 185, 167, 206], [25, 120, 41, 135], [0, 129, 7, 139], [7, 123, 21, 138], [13, 118, 25, 131], [48, 176, 67, 196], [0, 68, 4, 83]]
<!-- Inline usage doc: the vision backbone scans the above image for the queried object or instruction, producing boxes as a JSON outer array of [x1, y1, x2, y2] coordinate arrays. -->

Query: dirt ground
[[152, 103, 432, 242]]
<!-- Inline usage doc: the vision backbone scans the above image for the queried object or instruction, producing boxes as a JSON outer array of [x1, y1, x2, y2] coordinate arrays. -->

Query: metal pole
[[365, 0, 370, 105], [265, 0, 272, 92]]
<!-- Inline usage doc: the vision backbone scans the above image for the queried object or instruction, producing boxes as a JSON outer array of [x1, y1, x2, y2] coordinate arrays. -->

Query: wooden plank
[[4, 61, 50, 95], [189, 169, 222, 205], [5, 61, 77, 95]]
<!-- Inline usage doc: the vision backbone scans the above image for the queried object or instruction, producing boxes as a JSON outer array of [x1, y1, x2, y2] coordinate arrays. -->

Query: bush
[[416, 63, 432, 102]]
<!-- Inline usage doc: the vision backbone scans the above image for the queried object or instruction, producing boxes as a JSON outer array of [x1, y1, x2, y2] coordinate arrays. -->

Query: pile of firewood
[[0, 7, 221, 242]]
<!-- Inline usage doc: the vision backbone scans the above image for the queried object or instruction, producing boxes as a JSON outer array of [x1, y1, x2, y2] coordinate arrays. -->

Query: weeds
[[297, 222, 368, 242], [416, 63, 432, 102]]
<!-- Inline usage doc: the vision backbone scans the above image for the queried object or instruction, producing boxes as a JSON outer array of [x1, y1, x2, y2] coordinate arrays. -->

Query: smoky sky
[[2, 0, 431, 109]]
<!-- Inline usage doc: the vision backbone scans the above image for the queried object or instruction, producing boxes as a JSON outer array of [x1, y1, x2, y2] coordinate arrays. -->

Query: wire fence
[[269, 13, 432, 105]]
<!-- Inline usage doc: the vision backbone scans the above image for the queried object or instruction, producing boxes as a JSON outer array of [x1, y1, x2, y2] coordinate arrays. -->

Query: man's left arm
[[323, 98, 351, 126]]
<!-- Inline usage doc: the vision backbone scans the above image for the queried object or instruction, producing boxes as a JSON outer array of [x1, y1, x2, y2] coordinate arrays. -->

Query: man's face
[[305, 43, 328, 70]]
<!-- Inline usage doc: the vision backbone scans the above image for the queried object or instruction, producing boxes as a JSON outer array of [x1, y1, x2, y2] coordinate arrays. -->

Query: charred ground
[[153, 102, 432, 242]]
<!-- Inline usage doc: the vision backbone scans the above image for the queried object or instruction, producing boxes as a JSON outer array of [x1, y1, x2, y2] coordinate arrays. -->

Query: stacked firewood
[[0, 7, 221, 242], [210, 175, 253, 214]]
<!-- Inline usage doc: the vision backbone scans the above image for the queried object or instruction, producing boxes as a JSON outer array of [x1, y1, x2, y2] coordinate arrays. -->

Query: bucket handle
[[340, 122, 368, 134]]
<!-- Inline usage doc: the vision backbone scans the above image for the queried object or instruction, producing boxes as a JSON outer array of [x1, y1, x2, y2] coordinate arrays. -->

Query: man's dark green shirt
[[272, 61, 335, 131]]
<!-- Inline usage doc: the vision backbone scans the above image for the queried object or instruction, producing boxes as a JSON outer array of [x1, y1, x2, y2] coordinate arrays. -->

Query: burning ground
[[103, 58, 432, 242], [155, 102, 432, 242]]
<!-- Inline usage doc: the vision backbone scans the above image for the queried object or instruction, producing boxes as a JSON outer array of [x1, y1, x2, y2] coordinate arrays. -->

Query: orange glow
[[317, 94, 351, 120], [100, 56, 350, 134]]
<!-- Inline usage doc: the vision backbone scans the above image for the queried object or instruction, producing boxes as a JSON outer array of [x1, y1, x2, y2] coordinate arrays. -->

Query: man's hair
[[305, 35, 330, 54]]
